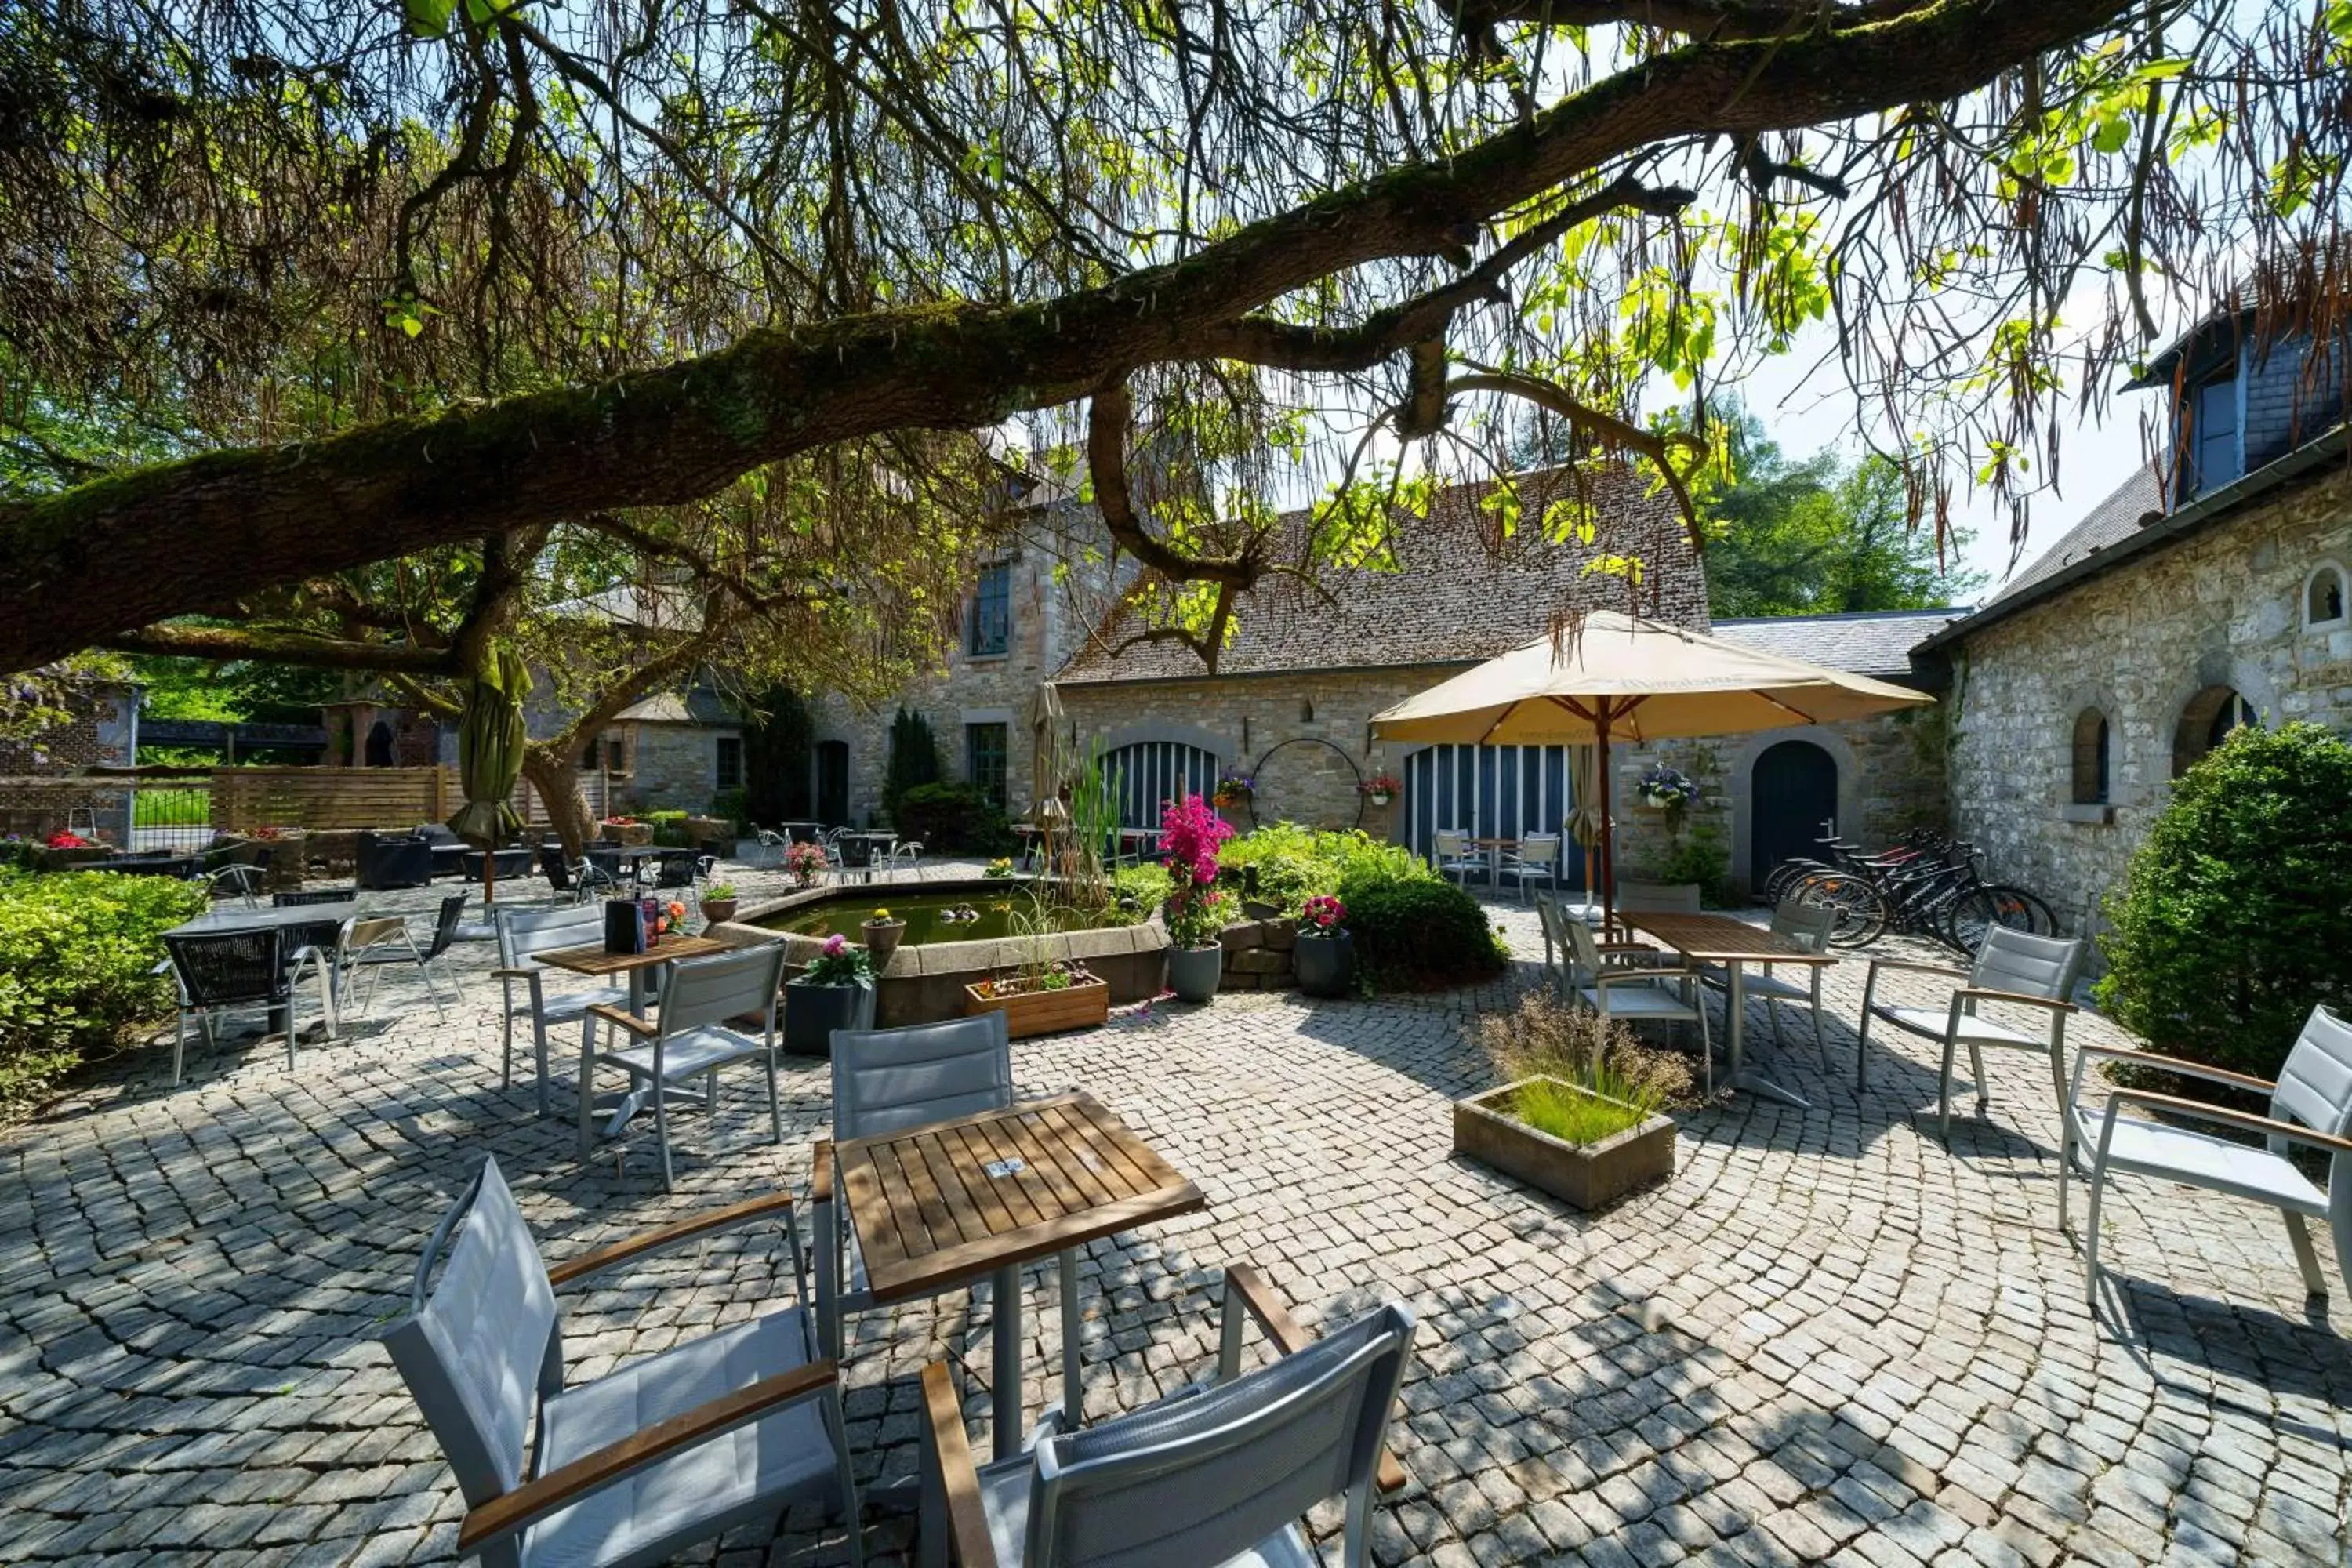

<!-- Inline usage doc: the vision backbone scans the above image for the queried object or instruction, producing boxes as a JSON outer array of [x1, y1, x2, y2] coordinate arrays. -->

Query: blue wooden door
[[1400, 745, 1588, 885], [1102, 742, 1221, 829]]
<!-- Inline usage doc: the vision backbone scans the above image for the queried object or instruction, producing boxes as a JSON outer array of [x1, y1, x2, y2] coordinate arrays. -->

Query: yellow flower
[[871, 908, 891, 920]]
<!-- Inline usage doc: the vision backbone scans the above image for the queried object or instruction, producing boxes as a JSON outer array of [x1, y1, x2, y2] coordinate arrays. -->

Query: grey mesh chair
[[811, 1013, 1051, 1370], [384, 1158, 862, 1568], [918, 1265, 1413, 1568], [344, 892, 467, 1017], [1533, 892, 1657, 994], [1566, 916, 1714, 1095], [1695, 898, 1839, 1069], [1613, 880, 1701, 956], [493, 904, 630, 1117], [2062, 1005, 2352, 1309], [1431, 829, 1483, 888], [1498, 833, 1562, 902], [1857, 926, 2086, 1138], [582, 943, 790, 1189]]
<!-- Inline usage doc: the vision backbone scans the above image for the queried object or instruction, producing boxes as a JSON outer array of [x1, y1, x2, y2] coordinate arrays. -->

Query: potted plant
[[1635, 764, 1699, 815], [862, 906, 907, 968], [964, 960, 1110, 1037], [1359, 773, 1402, 808], [983, 856, 1015, 880], [784, 839, 829, 887], [1454, 1071, 1675, 1210], [784, 934, 875, 1057], [601, 814, 655, 846], [1294, 894, 1354, 997], [700, 882, 739, 926], [1210, 768, 1254, 809], [1156, 792, 1235, 1003]]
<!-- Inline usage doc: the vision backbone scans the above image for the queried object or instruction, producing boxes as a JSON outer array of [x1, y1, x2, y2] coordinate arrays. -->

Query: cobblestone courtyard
[[4, 866, 2348, 1566]]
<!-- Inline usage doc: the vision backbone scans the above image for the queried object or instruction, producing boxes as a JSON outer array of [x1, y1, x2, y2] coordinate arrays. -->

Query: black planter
[[1294, 931, 1354, 998], [783, 977, 874, 1058], [1167, 944, 1224, 1004]]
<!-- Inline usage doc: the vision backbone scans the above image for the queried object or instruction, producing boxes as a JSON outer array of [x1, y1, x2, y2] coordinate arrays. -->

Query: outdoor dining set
[[384, 967, 1417, 1568]]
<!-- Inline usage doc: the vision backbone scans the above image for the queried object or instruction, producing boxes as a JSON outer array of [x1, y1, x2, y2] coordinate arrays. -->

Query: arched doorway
[[1748, 739, 1838, 888], [364, 720, 396, 767], [814, 740, 850, 826]]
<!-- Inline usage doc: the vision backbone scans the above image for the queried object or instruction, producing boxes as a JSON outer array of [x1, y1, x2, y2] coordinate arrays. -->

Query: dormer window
[[2182, 372, 2240, 499], [2306, 562, 2348, 632]]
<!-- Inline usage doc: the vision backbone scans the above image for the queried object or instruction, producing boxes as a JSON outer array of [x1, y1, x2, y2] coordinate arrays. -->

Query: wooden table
[[535, 935, 733, 1138], [837, 1091, 1205, 1460], [1469, 836, 1519, 884], [1614, 911, 1836, 1109]]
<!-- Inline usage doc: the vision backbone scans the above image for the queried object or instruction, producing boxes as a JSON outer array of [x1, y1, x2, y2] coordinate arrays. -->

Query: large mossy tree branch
[[0, 0, 2129, 673]]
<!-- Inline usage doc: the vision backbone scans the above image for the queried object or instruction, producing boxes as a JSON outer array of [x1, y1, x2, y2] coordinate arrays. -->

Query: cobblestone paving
[[4, 864, 2349, 1566]]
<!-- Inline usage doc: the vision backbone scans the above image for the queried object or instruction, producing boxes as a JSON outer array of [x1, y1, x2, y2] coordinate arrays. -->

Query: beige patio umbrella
[[1372, 611, 1933, 929]]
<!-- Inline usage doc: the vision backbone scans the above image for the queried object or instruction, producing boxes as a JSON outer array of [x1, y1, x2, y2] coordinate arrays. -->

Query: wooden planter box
[[1453, 1076, 1675, 1211], [964, 974, 1110, 1038]]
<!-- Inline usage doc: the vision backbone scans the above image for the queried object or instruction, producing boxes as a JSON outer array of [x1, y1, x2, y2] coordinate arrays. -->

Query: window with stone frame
[[2171, 685, 2256, 777], [965, 721, 1008, 809], [2070, 709, 2110, 805], [714, 735, 744, 793], [2305, 561, 2348, 631], [967, 561, 1012, 658]]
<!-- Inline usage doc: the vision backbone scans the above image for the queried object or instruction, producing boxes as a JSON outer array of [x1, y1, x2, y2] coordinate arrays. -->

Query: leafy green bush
[[647, 808, 692, 847], [2096, 723, 2352, 1083], [892, 782, 1014, 852], [1338, 870, 1508, 991], [1638, 824, 1733, 907], [1110, 862, 1174, 924], [1217, 823, 1428, 913], [0, 869, 207, 1112]]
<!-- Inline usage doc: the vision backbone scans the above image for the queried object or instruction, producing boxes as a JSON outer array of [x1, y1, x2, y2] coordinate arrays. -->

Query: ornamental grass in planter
[[1456, 993, 1694, 1210]]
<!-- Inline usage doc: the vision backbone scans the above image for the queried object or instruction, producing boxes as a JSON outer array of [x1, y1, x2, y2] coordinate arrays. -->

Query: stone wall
[[622, 721, 742, 814], [1946, 463, 2352, 946], [1218, 916, 1298, 989], [1059, 666, 1447, 833]]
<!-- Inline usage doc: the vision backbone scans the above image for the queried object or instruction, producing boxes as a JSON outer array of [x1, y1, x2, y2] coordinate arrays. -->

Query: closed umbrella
[[1372, 611, 1932, 930], [447, 644, 532, 908], [1026, 681, 1072, 866], [1566, 744, 1603, 906]]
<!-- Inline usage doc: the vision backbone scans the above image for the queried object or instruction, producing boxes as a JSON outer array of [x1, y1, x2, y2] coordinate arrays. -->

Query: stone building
[[1920, 303, 2351, 943], [1052, 466, 1708, 874], [600, 690, 746, 815], [0, 679, 141, 844]]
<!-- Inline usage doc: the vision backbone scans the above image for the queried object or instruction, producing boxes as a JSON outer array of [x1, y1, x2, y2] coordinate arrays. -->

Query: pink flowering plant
[[800, 931, 873, 985], [1298, 894, 1348, 936], [784, 839, 829, 887], [1159, 793, 1236, 949]]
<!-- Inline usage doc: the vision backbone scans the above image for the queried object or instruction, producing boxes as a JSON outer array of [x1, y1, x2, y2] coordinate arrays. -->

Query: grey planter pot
[[1453, 1076, 1675, 1211], [1294, 930, 1354, 997], [1167, 944, 1224, 1004], [783, 977, 874, 1058]]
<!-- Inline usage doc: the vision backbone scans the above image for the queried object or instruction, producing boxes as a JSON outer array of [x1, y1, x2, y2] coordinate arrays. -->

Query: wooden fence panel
[[210, 766, 451, 832]]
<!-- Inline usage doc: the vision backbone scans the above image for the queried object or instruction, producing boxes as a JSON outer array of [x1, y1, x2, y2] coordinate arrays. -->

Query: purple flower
[[822, 934, 848, 957]]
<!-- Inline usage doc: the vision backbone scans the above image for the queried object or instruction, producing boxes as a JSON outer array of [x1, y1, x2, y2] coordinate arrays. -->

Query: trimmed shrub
[[0, 869, 208, 1112], [1339, 870, 1508, 991], [647, 808, 692, 847], [2096, 722, 2352, 1083], [892, 782, 1014, 852], [884, 707, 942, 821]]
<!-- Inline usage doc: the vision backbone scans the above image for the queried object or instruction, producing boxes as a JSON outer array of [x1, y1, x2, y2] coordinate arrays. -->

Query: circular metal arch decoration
[[1247, 736, 1368, 833]]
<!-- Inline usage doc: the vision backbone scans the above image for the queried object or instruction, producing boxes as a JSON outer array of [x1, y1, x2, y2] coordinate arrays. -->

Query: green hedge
[[1338, 870, 1509, 991], [2096, 722, 2352, 1083], [0, 869, 208, 1112]]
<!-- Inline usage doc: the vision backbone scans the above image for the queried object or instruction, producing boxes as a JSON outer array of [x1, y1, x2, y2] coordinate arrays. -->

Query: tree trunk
[[523, 746, 596, 862]]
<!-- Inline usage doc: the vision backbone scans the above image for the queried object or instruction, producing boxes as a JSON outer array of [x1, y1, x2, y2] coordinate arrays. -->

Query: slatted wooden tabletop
[[838, 1093, 1206, 1304], [1617, 911, 1838, 966], [532, 933, 731, 978]]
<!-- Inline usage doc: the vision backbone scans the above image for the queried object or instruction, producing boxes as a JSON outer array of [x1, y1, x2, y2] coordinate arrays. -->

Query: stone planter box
[[603, 822, 654, 846], [685, 815, 731, 848], [1453, 1076, 1675, 1211], [965, 974, 1109, 1038]]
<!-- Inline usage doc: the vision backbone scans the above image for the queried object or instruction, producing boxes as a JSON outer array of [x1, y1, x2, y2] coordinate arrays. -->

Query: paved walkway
[[3, 866, 2347, 1566]]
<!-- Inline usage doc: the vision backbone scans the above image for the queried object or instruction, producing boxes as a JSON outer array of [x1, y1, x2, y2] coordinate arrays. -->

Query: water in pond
[[761, 888, 1127, 945]]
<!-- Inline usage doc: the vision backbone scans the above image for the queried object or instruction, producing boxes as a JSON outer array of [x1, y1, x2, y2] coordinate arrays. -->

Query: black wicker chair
[[159, 928, 303, 1084], [274, 887, 357, 907]]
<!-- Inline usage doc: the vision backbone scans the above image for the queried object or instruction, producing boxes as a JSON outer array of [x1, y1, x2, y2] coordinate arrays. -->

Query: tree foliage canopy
[[1, 0, 2347, 673], [1703, 409, 1985, 618]]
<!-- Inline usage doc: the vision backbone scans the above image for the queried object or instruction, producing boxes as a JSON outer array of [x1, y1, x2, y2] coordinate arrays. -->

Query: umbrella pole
[[1598, 714, 1614, 938]]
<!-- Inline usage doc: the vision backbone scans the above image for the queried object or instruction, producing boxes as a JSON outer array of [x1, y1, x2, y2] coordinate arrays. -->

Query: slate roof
[[612, 689, 739, 726], [1710, 608, 1963, 685], [1977, 461, 2168, 611], [1054, 466, 1700, 684]]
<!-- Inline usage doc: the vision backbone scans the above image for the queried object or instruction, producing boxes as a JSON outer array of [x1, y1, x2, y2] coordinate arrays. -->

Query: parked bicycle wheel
[[1763, 858, 1831, 905], [1943, 884, 2060, 953], [1791, 870, 1888, 947]]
